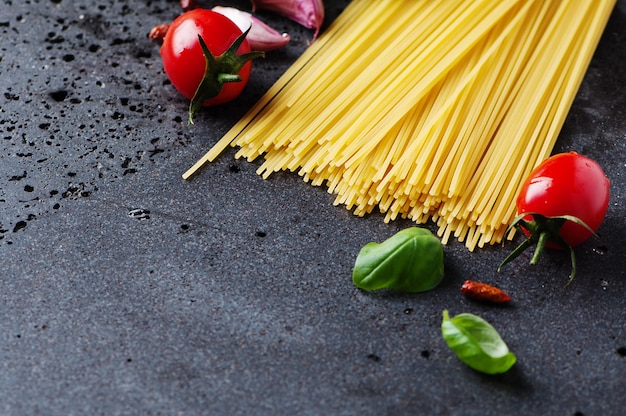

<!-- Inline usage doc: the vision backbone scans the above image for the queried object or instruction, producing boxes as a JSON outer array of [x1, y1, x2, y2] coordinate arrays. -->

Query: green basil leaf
[[352, 227, 444, 293], [441, 310, 516, 374]]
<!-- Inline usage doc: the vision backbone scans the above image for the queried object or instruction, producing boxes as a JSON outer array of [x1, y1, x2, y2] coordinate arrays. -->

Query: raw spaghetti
[[183, 0, 615, 251]]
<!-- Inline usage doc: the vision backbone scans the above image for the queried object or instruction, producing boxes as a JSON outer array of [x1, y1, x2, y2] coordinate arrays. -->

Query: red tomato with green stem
[[160, 9, 264, 122], [499, 152, 610, 285]]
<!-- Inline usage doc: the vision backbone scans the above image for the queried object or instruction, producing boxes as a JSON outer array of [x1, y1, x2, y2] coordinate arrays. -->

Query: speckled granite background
[[1, 1, 625, 415]]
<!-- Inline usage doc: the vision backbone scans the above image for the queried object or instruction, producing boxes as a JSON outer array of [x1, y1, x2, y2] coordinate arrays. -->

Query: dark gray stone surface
[[1, 1, 625, 415]]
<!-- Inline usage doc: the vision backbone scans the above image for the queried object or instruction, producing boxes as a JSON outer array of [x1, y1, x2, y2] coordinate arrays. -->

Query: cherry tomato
[[160, 9, 253, 106], [499, 152, 610, 285], [516, 152, 610, 247]]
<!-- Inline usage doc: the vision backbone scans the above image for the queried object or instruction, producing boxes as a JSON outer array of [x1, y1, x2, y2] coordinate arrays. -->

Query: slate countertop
[[1, 1, 625, 415]]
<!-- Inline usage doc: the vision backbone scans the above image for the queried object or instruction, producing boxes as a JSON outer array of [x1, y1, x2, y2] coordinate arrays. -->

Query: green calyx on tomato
[[498, 212, 597, 286], [498, 152, 610, 287], [189, 31, 264, 124]]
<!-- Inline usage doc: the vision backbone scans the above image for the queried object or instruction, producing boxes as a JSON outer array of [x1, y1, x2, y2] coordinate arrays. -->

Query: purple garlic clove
[[212, 6, 290, 52], [250, 0, 324, 39]]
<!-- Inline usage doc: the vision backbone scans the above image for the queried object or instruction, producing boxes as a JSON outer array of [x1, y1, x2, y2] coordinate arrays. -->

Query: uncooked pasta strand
[[184, 0, 616, 251]]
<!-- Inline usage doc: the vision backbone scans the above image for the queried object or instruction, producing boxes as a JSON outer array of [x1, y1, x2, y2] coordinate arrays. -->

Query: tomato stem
[[530, 231, 549, 265], [217, 74, 242, 83], [498, 212, 595, 286], [566, 246, 576, 287], [188, 31, 264, 124]]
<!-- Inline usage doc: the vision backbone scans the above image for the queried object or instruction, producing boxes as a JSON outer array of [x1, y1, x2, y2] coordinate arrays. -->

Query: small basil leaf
[[352, 227, 444, 293], [441, 310, 516, 374]]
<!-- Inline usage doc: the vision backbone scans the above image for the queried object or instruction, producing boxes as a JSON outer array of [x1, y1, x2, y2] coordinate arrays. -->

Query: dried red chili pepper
[[180, 0, 199, 11], [148, 0, 197, 43], [461, 280, 511, 304], [148, 24, 170, 43]]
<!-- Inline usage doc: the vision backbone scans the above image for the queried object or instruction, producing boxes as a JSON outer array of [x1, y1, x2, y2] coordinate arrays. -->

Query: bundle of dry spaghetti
[[184, 0, 615, 250]]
